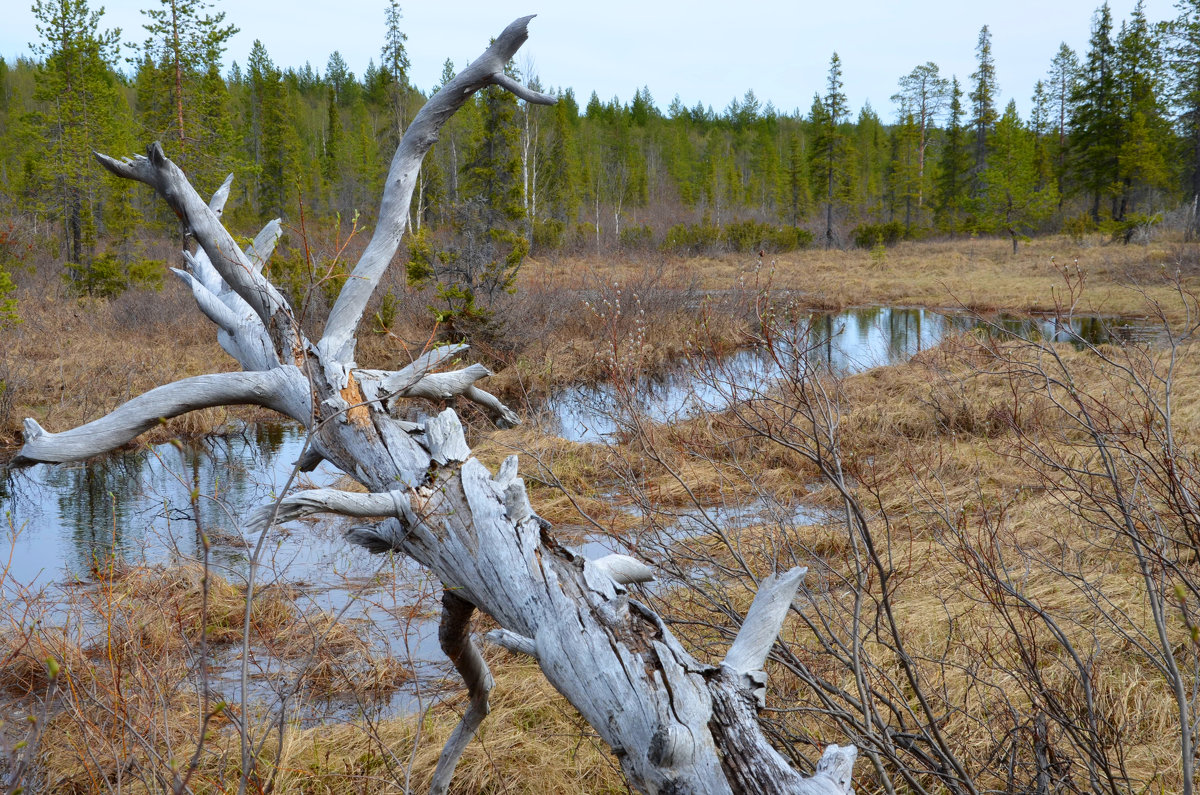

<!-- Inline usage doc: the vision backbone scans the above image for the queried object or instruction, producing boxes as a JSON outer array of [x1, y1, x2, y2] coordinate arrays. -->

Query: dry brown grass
[[4, 237, 1200, 791], [0, 559, 433, 793], [582, 323, 1200, 792], [523, 236, 1196, 319], [1, 595, 623, 793], [0, 283, 266, 448], [2, 236, 1188, 452], [265, 654, 626, 794]]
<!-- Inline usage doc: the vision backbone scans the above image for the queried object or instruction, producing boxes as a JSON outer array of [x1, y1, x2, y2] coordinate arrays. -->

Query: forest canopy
[[1, 0, 1199, 307]]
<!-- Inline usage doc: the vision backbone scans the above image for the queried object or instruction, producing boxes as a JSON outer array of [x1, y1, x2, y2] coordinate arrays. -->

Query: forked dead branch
[[10, 16, 855, 794]]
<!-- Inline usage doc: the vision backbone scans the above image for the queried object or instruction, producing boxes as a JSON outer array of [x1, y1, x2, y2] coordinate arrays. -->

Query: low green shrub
[[851, 221, 904, 249], [619, 224, 654, 249]]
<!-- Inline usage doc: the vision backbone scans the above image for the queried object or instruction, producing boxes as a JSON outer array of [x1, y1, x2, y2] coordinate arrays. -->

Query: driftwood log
[[14, 16, 856, 794]]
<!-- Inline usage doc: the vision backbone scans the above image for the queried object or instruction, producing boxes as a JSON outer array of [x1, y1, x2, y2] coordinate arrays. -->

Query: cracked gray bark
[[13, 15, 856, 794]]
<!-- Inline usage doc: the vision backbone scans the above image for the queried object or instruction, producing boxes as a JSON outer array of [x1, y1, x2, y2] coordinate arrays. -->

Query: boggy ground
[[3, 234, 1200, 792], [2, 234, 1194, 449]]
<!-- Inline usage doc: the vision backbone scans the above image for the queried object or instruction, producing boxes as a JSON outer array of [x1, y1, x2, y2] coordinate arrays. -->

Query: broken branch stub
[[17, 15, 855, 794]]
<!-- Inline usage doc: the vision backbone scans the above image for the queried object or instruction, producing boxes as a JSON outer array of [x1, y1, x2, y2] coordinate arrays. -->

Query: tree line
[[1, 0, 1199, 309]]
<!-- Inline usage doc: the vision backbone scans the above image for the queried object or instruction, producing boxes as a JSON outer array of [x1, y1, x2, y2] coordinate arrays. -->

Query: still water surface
[[549, 307, 1157, 442], [1, 424, 445, 717]]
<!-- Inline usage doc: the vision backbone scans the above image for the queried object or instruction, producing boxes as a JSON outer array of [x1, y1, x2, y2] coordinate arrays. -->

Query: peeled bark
[[15, 16, 857, 794]]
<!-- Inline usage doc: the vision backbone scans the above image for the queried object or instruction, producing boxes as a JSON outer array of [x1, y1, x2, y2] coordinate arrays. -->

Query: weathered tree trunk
[[13, 17, 856, 794]]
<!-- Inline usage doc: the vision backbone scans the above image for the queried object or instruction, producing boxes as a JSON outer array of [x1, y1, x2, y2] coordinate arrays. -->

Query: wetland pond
[[1, 423, 449, 721], [0, 305, 1157, 720], [548, 306, 1159, 442]]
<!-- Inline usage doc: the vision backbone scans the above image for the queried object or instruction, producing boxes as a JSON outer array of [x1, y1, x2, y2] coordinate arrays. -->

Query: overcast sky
[[0, 0, 1184, 120]]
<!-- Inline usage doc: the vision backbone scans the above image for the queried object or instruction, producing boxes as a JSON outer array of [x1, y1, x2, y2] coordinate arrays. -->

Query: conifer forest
[[2, 0, 1200, 307]]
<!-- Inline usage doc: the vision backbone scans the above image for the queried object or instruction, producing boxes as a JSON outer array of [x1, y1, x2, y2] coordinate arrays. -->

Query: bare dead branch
[[12, 368, 311, 465], [430, 590, 493, 795], [319, 15, 556, 364]]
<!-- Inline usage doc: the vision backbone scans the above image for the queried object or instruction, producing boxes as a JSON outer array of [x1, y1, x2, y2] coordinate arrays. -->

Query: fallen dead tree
[[11, 17, 855, 794]]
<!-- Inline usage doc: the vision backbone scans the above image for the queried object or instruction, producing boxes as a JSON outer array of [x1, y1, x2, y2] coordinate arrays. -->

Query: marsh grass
[[582, 314, 1200, 792], [4, 237, 1200, 792], [0, 558, 426, 793], [1, 236, 1187, 449]]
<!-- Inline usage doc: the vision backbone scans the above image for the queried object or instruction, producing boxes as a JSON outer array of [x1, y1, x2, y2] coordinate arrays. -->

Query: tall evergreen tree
[[1047, 43, 1079, 200], [750, 126, 780, 216], [1071, 3, 1122, 220], [322, 85, 342, 183], [537, 87, 580, 237], [379, 0, 410, 144], [1114, 0, 1172, 216], [892, 62, 949, 211], [630, 85, 656, 126], [935, 77, 972, 231], [325, 51, 352, 104], [969, 25, 999, 182], [854, 103, 889, 218], [31, 0, 132, 278], [1166, 2, 1200, 218], [813, 52, 849, 248], [244, 40, 297, 216], [409, 72, 526, 337], [783, 132, 810, 226], [1030, 80, 1054, 189], [138, 0, 237, 145], [1170, 0, 1200, 227], [979, 101, 1058, 252], [888, 112, 921, 230]]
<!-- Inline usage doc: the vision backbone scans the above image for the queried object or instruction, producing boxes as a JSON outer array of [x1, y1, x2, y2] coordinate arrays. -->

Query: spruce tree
[[409, 70, 526, 338], [969, 25, 999, 190], [325, 51, 352, 104], [139, 0, 237, 145], [630, 86, 655, 126], [1047, 43, 1079, 201], [979, 101, 1058, 252], [934, 77, 972, 232], [751, 127, 780, 217], [1114, 0, 1172, 217], [1170, 0, 1200, 223], [783, 133, 810, 226], [855, 103, 889, 218], [537, 88, 580, 241], [31, 0, 132, 282], [1030, 80, 1054, 189], [322, 86, 341, 183], [380, 0, 410, 146], [244, 40, 298, 216], [1070, 3, 1121, 220], [813, 53, 849, 248], [892, 62, 949, 211], [888, 112, 921, 231]]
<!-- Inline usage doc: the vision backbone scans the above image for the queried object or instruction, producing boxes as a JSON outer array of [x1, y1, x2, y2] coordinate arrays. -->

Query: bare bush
[[581, 272, 1200, 793]]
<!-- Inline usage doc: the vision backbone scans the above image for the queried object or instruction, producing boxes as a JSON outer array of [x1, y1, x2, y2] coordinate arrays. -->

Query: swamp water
[[1, 424, 447, 720], [0, 306, 1157, 720], [548, 306, 1159, 442]]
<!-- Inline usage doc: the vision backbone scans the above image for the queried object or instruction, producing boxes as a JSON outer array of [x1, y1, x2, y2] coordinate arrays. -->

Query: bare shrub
[[572, 274, 1200, 793]]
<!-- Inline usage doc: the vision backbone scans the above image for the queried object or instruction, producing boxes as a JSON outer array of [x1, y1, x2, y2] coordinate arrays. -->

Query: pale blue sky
[[1, 0, 1183, 121]]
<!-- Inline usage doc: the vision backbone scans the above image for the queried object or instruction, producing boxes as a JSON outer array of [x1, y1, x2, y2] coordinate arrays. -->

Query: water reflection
[[548, 307, 1159, 442], [0, 423, 447, 718], [3, 424, 306, 585]]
